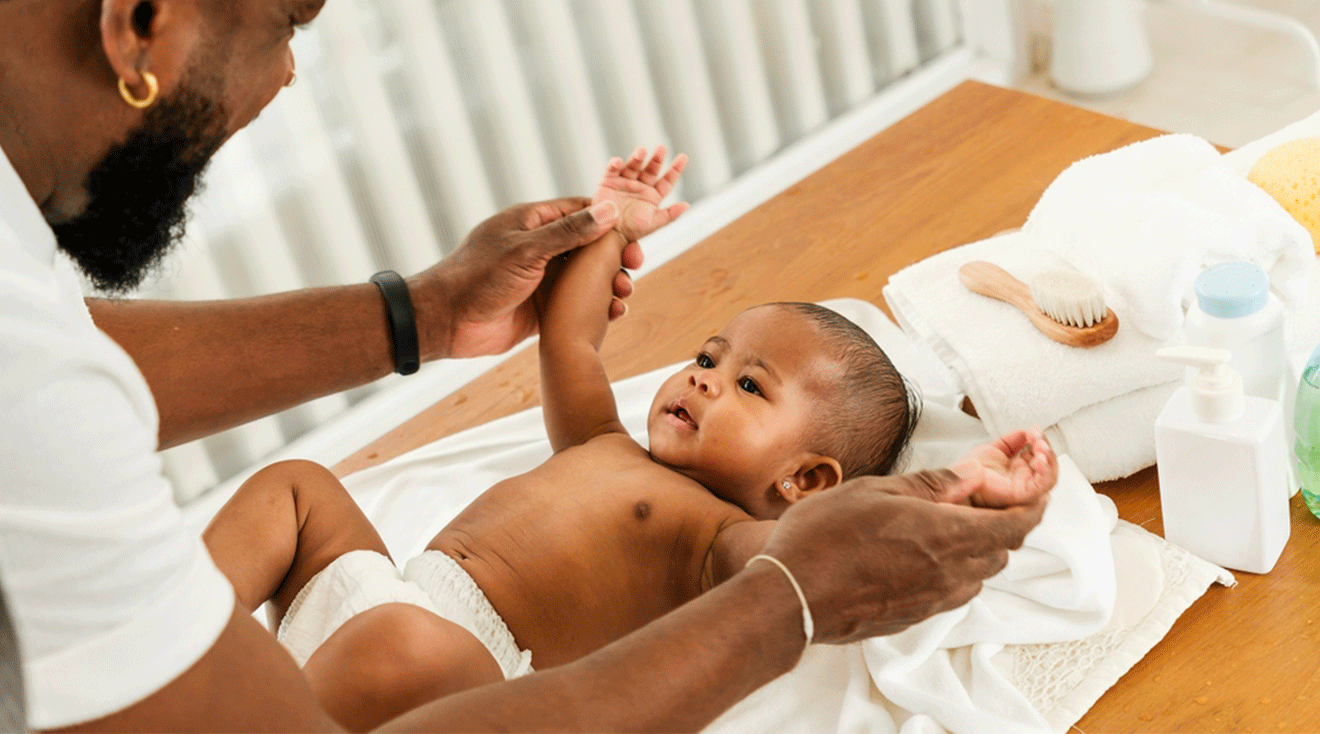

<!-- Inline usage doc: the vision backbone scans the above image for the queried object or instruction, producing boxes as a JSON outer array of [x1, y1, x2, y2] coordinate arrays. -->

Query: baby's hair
[[769, 303, 922, 478]]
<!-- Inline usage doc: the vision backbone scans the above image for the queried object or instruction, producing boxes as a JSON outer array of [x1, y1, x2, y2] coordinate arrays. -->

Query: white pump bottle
[[1154, 345, 1290, 573]]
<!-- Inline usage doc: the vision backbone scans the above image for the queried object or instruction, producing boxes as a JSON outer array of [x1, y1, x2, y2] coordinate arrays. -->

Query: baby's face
[[647, 306, 842, 516]]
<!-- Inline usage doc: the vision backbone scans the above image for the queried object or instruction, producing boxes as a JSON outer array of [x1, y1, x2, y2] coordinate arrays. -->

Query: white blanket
[[333, 298, 1230, 734]]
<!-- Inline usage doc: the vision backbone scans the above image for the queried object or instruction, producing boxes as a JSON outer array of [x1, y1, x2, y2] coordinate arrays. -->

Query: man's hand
[[409, 197, 644, 360], [758, 474, 1048, 644]]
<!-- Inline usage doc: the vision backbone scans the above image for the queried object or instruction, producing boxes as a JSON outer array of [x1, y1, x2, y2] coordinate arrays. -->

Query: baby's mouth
[[669, 403, 698, 429]]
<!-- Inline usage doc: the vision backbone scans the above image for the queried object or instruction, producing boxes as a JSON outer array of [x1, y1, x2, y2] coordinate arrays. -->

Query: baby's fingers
[[620, 146, 648, 179], [656, 153, 689, 198], [639, 145, 668, 186]]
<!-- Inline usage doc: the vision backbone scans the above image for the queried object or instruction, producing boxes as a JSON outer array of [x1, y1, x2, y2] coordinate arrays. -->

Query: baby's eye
[[738, 376, 761, 395], [695, 353, 714, 369]]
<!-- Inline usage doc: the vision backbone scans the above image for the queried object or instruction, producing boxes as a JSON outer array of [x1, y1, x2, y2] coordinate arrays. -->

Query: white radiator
[[148, 0, 1019, 504]]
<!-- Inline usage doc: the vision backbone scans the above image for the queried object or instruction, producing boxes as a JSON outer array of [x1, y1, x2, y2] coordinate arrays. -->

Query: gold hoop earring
[[118, 71, 159, 110]]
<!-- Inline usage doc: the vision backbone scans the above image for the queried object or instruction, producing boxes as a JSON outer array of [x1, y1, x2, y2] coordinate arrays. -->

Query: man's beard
[[52, 84, 228, 295]]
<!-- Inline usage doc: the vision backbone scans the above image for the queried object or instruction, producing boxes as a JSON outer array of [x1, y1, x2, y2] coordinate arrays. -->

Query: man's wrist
[[728, 560, 814, 664], [405, 270, 455, 363]]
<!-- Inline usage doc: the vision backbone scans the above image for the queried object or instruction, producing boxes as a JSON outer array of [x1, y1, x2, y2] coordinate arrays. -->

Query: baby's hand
[[593, 146, 689, 242], [947, 428, 1057, 508]]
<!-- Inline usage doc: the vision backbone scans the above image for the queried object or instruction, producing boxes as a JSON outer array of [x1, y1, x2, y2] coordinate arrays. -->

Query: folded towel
[[1042, 382, 1176, 483], [322, 298, 1229, 734], [1024, 133, 1312, 341], [883, 232, 1182, 483]]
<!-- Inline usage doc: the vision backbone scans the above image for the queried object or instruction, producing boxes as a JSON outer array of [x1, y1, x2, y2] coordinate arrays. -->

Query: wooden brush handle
[[957, 260, 1118, 348]]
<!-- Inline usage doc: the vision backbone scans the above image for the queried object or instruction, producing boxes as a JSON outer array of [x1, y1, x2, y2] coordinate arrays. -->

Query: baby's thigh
[[304, 602, 504, 732]]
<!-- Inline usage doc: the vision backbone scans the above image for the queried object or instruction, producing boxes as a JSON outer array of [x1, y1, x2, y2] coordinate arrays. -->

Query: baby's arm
[[539, 147, 687, 452]]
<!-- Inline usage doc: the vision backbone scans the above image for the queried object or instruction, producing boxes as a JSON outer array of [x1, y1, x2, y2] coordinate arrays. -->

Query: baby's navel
[[634, 501, 652, 520]]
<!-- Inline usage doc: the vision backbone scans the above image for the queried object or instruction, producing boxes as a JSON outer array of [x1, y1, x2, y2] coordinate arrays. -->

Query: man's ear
[[774, 456, 843, 504], [100, 0, 191, 99]]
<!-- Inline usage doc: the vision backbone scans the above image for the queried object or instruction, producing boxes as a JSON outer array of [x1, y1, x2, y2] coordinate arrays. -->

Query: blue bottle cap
[[1194, 261, 1269, 318]]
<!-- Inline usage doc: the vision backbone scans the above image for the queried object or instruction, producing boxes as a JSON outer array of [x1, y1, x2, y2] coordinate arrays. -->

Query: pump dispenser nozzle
[[1157, 345, 1244, 423]]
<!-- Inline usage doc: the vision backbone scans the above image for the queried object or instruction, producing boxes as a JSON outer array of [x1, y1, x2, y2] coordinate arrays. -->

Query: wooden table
[[335, 81, 1320, 733]]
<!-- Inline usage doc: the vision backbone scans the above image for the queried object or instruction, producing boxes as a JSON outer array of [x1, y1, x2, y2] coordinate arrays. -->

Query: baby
[[203, 147, 1057, 732]]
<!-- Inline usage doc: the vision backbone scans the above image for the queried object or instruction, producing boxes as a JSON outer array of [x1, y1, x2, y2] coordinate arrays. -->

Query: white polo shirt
[[0, 145, 234, 728]]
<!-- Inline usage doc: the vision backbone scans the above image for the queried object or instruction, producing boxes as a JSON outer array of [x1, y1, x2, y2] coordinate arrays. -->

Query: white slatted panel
[[260, 66, 379, 286], [868, 0, 924, 84], [693, 0, 781, 174], [569, 0, 672, 190], [632, 1, 731, 199], [915, 0, 963, 61], [380, 0, 496, 246], [318, 0, 442, 273], [437, 1, 559, 206], [812, 0, 878, 115], [149, 0, 974, 502], [755, 0, 831, 141], [504, 0, 610, 196]]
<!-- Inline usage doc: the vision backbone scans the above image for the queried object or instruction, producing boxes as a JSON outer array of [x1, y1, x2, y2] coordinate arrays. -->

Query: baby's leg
[[202, 459, 392, 624], [303, 603, 504, 732], [204, 460, 504, 730]]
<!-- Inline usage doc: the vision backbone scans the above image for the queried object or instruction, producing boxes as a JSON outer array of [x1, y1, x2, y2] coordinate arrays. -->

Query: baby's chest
[[539, 442, 739, 534]]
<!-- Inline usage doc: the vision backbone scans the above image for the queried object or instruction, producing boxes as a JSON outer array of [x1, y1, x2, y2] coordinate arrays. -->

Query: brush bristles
[[1029, 270, 1106, 328]]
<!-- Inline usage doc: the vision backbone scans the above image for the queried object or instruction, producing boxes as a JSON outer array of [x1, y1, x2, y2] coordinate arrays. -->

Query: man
[[0, 0, 1051, 731]]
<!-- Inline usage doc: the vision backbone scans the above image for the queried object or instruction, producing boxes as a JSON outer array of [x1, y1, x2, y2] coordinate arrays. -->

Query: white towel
[[883, 233, 1182, 482], [327, 298, 1230, 734], [1024, 133, 1312, 341]]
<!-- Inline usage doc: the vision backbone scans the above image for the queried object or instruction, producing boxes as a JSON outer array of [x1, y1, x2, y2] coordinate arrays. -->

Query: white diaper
[[276, 549, 532, 679]]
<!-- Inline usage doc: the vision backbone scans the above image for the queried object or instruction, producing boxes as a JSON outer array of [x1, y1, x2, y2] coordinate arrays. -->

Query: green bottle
[[1295, 341, 1320, 519]]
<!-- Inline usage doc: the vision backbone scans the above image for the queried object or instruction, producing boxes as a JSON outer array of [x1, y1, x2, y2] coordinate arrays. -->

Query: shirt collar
[[0, 142, 59, 267]]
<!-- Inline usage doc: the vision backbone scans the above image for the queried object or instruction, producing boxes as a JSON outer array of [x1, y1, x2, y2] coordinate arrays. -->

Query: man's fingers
[[963, 496, 1049, 553], [612, 269, 634, 301], [520, 197, 593, 230], [620, 240, 644, 271], [529, 200, 619, 259]]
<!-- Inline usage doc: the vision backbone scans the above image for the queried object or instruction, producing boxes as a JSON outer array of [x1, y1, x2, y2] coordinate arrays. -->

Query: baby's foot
[[593, 146, 689, 242]]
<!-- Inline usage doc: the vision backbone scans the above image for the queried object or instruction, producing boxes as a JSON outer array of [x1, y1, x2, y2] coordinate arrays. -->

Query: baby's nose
[[690, 371, 718, 395]]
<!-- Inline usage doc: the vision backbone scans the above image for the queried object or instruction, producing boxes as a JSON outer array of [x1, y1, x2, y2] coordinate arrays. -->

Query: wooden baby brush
[[958, 260, 1119, 348]]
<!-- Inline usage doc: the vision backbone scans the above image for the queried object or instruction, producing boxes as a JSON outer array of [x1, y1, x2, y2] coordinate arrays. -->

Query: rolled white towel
[[1023, 133, 1312, 342]]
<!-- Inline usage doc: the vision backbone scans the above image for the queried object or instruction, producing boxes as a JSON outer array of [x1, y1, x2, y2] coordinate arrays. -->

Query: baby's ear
[[776, 457, 843, 503]]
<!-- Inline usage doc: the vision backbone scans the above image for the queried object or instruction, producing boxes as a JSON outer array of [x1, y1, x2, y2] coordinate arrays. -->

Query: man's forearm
[[89, 286, 396, 449], [379, 564, 806, 733]]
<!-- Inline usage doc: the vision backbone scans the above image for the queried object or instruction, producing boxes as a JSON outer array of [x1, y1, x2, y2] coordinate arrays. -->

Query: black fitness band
[[369, 270, 420, 376]]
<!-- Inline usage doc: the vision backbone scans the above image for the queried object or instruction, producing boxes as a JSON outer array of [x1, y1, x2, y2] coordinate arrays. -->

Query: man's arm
[[90, 198, 628, 449], [63, 480, 1046, 734]]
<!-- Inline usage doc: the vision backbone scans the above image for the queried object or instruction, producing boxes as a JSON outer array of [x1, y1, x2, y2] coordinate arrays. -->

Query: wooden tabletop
[[335, 80, 1320, 733]]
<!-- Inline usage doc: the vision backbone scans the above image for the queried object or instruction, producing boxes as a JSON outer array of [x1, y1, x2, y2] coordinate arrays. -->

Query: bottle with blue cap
[[1182, 261, 1295, 492]]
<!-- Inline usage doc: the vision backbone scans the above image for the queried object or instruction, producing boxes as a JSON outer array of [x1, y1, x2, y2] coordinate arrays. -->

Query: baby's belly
[[427, 460, 719, 668]]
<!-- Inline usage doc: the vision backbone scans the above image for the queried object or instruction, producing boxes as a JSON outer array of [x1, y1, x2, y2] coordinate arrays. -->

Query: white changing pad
[[314, 298, 1230, 734]]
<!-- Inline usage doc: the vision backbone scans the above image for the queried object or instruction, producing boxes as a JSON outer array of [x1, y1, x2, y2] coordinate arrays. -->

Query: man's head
[[647, 302, 920, 519], [0, 0, 321, 292]]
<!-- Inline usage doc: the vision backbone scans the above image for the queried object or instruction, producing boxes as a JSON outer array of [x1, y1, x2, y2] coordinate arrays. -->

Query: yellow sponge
[[1248, 136, 1320, 252]]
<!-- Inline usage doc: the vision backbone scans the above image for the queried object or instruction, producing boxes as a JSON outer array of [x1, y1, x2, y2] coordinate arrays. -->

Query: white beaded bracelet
[[745, 554, 814, 646]]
